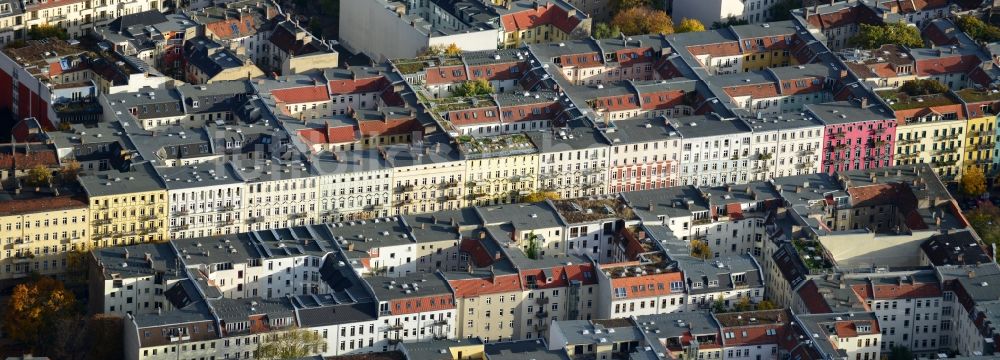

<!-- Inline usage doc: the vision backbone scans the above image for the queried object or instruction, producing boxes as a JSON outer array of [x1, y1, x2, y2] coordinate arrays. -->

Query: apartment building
[[89, 242, 185, 316], [606, 117, 681, 192], [460, 134, 539, 207], [160, 162, 245, 239], [530, 126, 610, 199], [80, 162, 168, 248], [237, 157, 320, 231], [0, 192, 89, 280], [595, 260, 686, 318], [314, 151, 393, 222], [385, 136, 467, 215], [806, 100, 897, 174]]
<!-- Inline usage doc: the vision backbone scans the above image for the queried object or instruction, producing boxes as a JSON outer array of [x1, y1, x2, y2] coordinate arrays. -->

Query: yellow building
[[741, 47, 797, 72], [894, 119, 967, 181], [496, 1, 588, 48], [448, 272, 525, 342], [384, 139, 468, 215], [0, 194, 90, 280], [964, 115, 995, 175], [459, 134, 539, 207], [80, 163, 168, 248], [955, 89, 1000, 176]]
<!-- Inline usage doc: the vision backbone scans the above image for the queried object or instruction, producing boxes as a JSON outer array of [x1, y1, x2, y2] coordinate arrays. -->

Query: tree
[[611, 0, 651, 12], [888, 346, 913, 360], [28, 25, 69, 40], [593, 23, 622, 39], [611, 7, 673, 36], [445, 43, 462, 56], [690, 239, 712, 260], [85, 314, 125, 360], [451, 79, 493, 97], [522, 191, 560, 202], [3, 276, 78, 349], [59, 161, 81, 183], [849, 22, 923, 49], [675, 18, 706, 33], [25, 164, 52, 187], [967, 203, 1000, 253], [525, 231, 541, 260], [955, 15, 1000, 43], [256, 328, 324, 360], [734, 297, 752, 311], [711, 16, 749, 29], [962, 166, 988, 198], [767, 0, 799, 21], [899, 79, 948, 96], [755, 300, 778, 310], [711, 298, 726, 313]]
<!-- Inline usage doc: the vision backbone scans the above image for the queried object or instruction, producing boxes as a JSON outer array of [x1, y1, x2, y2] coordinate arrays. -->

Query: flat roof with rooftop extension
[[552, 198, 637, 224]]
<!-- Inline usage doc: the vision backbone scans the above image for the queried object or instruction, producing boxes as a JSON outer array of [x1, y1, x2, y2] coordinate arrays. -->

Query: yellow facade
[[89, 190, 169, 248], [741, 49, 796, 72], [894, 120, 967, 181], [0, 198, 89, 280], [502, 24, 572, 48], [464, 153, 539, 207], [964, 115, 995, 175]]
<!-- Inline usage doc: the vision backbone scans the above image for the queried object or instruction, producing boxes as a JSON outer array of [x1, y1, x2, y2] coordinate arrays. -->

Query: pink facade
[[821, 120, 897, 173]]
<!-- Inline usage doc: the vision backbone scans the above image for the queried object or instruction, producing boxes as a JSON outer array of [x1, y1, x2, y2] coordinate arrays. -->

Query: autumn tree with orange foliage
[[3, 276, 78, 349], [611, 7, 673, 35]]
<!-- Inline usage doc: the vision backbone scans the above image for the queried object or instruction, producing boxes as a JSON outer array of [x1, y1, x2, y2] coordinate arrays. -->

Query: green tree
[[888, 346, 913, 360], [451, 79, 493, 97], [899, 79, 948, 96], [611, 0, 652, 12], [711, 17, 749, 29], [593, 23, 622, 39], [756, 300, 778, 310], [611, 7, 673, 36], [767, 0, 799, 21], [967, 203, 1000, 253], [675, 18, 706, 33], [850, 21, 923, 49], [59, 161, 81, 183], [734, 297, 752, 311], [962, 165, 988, 198], [525, 231, 541, 260], [690, 239, 712, 260], [25, 164, 52, 187], [956, 15, 1000, 43], [255, 328, 325, 360], [3, 276, 78, 350], [712, 298, 726, 313], [522, 191, 560, 202], [444, 43, 462, 56], [28, 25, 69, 40]]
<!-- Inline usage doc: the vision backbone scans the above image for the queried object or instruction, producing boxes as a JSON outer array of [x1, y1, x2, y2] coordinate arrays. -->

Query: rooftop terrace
[[457, 133, 537, 159], [553, 198, 637, 223], [877, 90, 958, 111]]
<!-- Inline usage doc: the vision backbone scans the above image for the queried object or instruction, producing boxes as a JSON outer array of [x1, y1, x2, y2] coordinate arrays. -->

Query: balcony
[[398, 184, 415, 192], [174, 209, 189, 216], [692, 217, 711, 226], [387, 324, 404, 331], [442, 180, 459, 189], [94, 218, 112, 225], [933, 159, 959, 167], [534, 323, 548, 332], [220, 205, 235, 212], [936, 134, 961, 141], [535, 310, 548, 318], [536, 297, 549, 305]]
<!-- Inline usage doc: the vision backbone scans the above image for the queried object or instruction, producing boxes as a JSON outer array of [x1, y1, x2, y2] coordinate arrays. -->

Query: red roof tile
[[500, 3, 581, 34], [449, 274, 522, 298], [0, 196, 88, 216], [270, 85, 330, 103], [206, 17, 257, 40]]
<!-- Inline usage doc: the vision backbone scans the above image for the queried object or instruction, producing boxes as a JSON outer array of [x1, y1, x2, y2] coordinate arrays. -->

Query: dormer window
[[708, 280, 718, 287], [192, 100, 199, 108], [692, 282, 703, 288]]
